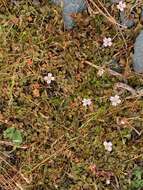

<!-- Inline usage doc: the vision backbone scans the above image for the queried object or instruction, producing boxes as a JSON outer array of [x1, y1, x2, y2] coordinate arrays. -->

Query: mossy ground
[[0, 1, 143, 189]]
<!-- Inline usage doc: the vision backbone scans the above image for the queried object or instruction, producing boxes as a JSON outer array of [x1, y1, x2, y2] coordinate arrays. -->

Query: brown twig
[[0, 140, 28, 149], [114, 82, 137, 95], [84, 60, 125, 79]]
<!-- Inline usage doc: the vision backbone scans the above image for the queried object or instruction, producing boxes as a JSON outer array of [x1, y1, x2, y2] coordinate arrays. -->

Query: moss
[[0, 1, 143, 189]]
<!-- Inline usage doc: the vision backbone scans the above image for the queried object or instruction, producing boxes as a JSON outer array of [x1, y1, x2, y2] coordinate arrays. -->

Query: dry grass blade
[[0, 153, 30, 190], [86, 0, 126, 27], [29, 143, 67, 173], [0, 174, 15, 190]]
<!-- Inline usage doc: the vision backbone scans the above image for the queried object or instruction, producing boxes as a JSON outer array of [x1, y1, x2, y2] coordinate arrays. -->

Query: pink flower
[[44, 73, 55, 84], [110, 95, 121, 106], [97, 68, 105, 76], [103, 37, 112, 47], [106, 179, 111, 185], [117, 1, 126, 12], [82, 98, 92, 107], [103, 141, 113, 152]]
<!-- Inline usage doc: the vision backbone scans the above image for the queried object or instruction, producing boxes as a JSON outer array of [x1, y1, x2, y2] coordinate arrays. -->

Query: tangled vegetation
[[0, 0, 143, 189]]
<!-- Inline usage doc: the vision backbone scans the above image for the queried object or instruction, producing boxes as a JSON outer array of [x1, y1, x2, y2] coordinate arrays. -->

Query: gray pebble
[[133, 30, 143, 73], [51, 0, 87, 29]]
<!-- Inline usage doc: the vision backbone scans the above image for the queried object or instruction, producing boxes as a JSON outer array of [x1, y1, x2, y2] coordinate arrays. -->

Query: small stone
[[51, 0, 87, 29], [133, 30, 143, 73]]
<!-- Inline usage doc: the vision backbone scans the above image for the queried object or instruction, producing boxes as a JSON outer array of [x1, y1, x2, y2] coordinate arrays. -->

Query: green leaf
[[133, 167, 143, 180], [131, 167, 143, 190], [4, 127, 23, 146]]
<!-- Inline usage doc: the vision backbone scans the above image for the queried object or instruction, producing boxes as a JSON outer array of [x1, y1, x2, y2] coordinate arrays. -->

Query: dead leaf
[[33, 88, 40, 97]]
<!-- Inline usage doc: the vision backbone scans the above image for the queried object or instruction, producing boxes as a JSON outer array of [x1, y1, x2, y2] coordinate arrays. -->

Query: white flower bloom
[[103, 37, 112, 47], [82, 98, 92, 107], [97, 68, 105, 76], [110, 95, 121, 106], [103, 141, 113, 152], [44, 73, 55, 84], [106, 179, 111, 185], [120, 120, 125, 124], [117, 1, 126, 12]]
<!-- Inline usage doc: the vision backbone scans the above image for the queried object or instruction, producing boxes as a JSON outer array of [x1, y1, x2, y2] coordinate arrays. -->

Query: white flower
[[103, 141, 113, 152], [103, 37, 112, 47], [97, 68, 105, 76], [44, 73, 55, 84], [82, 98, 92, 107], [110, 95, 121, 106], [106, 179, 111, 185], [120, 120, 125, 124], [117, 1, 126, 12]]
